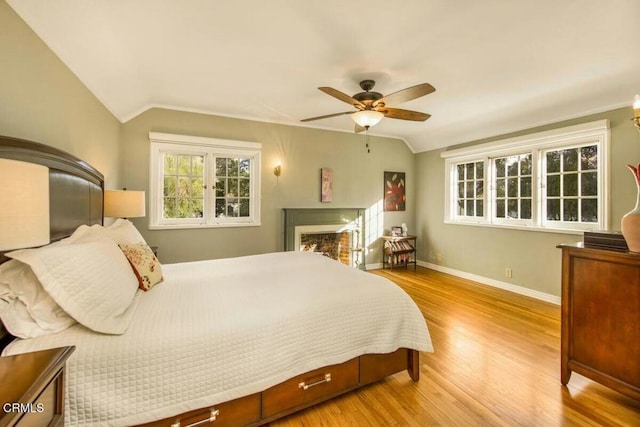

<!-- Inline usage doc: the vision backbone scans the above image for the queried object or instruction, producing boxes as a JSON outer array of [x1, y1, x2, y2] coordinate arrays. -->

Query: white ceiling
[[8, 0, 640, 152]]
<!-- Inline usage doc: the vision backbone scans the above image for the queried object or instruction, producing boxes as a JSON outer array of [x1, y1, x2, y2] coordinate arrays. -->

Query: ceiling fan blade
[[301, 111, 353, 122], [375, 83, 435, 107], [319, 87, 365, 109], [355, 123, 366, 133], [381, 107, 431, 121]]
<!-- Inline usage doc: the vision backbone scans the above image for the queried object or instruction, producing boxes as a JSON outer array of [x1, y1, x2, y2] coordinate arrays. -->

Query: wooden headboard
[[0, 135, 104, 347]]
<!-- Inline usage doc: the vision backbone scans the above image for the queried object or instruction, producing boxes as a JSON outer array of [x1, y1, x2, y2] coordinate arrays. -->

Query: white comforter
[[3, 251, 432, 426]]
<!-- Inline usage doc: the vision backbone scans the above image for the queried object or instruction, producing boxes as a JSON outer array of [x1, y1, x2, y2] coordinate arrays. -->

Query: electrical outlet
[[436, 253, 443, 262], [505, 267, 512, 278]]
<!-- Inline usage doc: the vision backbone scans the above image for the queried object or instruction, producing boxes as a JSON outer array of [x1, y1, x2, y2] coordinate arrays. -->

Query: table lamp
[[104, 189, 146, 219]]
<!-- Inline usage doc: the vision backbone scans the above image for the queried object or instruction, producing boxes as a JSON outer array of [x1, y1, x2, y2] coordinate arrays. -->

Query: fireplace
[[284, 208, 366, 269], [296, 225, 355, 266]]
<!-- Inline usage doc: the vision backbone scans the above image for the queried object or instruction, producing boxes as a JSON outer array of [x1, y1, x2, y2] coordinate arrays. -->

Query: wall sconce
[[273, 164, 282, 177], [104, 189, 146, 219], [0, 159, 50, 250], [633, 94, 640, 132]]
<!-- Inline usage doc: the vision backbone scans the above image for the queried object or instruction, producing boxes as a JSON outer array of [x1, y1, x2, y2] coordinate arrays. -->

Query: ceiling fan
[[301, 79, 435, 132]]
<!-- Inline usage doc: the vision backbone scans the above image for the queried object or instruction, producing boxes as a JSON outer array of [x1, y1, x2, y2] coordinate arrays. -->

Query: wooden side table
[[382, 235, 417, 270], [0, 346, 75, 427]]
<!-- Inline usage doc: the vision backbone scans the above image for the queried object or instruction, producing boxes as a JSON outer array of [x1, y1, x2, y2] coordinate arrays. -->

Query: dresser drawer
[[140, 393, 260, 427], [262, 358, 359, 419]]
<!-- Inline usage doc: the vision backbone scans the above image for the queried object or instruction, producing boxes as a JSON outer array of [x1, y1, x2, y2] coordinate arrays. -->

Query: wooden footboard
[[139, 348, 419, 427]]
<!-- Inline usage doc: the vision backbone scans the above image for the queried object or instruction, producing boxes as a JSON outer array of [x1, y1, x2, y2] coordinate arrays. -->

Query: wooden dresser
[[558, 243, 640, 400]]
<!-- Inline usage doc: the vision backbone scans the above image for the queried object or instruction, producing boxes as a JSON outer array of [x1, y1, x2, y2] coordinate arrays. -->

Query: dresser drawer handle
[[298, 373, 332, 390], [170, 409, 219, 427]]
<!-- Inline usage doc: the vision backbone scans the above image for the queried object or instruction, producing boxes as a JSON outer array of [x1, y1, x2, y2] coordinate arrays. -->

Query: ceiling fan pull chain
[[366, 128, 371, 154]]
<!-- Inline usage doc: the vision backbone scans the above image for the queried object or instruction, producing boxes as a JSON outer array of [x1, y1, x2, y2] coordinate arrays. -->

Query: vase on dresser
[[621, 163, 640, 253]]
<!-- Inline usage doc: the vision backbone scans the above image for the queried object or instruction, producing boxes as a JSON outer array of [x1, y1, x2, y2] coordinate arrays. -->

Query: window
[[494, 153, 532, 223], [443, 120, 609, 233], [454, 161, 484, 219], [162, 153, 205, 219], [149, 132, 261, 229]]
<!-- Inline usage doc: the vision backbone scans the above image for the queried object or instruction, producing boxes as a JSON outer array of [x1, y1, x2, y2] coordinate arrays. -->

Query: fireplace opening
[[300, 231, 351, 266], [294, 223, 362, 268], [285, 208, 365, 270]]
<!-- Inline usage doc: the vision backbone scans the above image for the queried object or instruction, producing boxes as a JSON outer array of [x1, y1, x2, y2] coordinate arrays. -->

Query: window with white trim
[[493, 153, 532, 223], [149, 133, 261, 229], [443, 120, 609, 232], [454, 160, 484, 218]]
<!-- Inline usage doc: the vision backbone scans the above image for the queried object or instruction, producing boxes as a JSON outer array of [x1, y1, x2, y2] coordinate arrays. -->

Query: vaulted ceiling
[[8, 0, 640, 152]]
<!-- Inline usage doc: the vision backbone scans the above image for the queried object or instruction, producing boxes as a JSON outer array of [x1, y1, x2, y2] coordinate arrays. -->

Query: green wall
[[5, 0, 640, 299], [415, 106, 640, 297], [0, 2, 121, 188], [120, 108, 415, 264]]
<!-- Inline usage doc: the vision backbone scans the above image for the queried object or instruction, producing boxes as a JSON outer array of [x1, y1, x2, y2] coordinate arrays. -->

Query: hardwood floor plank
[[270, 267, 640, 426]]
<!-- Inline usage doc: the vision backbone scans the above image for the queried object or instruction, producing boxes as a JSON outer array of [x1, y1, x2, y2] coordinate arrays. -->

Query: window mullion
[[204, 152, 213, 225], [489, 157, 496, 224], [531, 148, 540, 227]]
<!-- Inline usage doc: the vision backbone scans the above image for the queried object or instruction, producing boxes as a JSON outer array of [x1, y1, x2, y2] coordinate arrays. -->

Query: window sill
[[443, 220, 596, 236], [149, 222, 261, 230]]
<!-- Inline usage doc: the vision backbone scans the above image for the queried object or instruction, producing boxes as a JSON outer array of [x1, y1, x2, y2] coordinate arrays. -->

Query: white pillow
[[0, 260, 76, 338], [1, 282, 44, 338], [66, 219, 146, 246], [104, 218, 147, 245], [7, 237, 140, 335]]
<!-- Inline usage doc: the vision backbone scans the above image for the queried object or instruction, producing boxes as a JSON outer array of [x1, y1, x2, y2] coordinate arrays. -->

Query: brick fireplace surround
[[283, 208, 366, 269]]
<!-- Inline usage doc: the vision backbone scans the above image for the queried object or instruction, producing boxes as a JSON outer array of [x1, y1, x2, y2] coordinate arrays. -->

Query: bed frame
[[0, 136, 420, 426]]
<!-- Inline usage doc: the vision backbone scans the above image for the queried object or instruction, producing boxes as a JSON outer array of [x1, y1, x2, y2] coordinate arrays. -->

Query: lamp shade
[[0, 159, 50, 251], [351, 110, 384, 128], [104, 190, 146, 218]]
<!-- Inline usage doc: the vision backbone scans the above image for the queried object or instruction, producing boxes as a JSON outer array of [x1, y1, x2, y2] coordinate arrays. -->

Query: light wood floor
[[271, 266, 640, 426]]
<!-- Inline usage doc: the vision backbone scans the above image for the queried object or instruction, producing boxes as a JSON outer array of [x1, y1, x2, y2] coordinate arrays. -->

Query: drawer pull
[[170, 409, 219, 427], [298, 373, 332, 390]]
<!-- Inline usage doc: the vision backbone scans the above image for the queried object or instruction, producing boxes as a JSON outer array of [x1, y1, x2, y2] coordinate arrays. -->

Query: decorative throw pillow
[[119, 243, 163, 291]]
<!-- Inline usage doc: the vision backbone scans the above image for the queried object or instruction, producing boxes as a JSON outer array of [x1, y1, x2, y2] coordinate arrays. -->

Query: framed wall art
[[321, 168, 333, 202], [384, 171, 405, 211]]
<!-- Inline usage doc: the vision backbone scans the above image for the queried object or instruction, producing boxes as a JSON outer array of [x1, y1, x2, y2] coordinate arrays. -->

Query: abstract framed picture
[[384, 171, 405, 211], [321, 168, 333, 202]]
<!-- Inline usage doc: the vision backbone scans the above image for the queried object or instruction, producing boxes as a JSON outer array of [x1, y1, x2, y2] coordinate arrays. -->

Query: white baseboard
[[417, 260, 561, 305], [364, 262, 383, 270]]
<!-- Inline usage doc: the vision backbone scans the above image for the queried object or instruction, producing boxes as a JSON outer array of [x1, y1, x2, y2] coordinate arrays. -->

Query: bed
[[0, 136, 433, 426]]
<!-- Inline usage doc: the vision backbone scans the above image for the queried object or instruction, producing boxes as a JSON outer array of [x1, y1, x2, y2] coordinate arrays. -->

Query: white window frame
[[149, 132, 261, 229], [442, 120, 610, 234], [452, 160, 486, 221], [491, 152, 535, 227]]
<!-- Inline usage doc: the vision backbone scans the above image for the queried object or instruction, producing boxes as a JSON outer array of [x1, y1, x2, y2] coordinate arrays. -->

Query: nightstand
[[0, 346, 75, 427]]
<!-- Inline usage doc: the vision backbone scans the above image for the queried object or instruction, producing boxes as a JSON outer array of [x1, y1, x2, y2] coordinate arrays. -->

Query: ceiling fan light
[[351, 110, 384, 128]]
